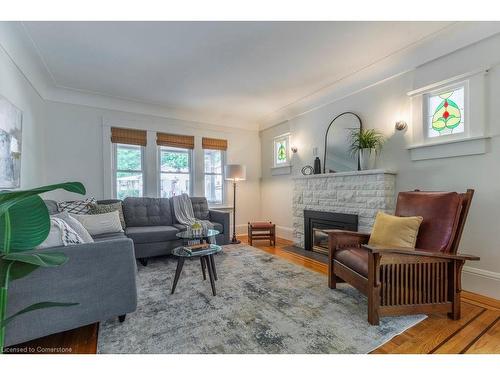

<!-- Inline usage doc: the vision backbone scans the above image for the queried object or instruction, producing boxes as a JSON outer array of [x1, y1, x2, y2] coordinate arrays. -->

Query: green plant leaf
[[0, 182, 86, 217], [0, 196, 50, 253], [1, 301, 79, 328], [6, 261, 39, 282], [3, 252, 68, 267]]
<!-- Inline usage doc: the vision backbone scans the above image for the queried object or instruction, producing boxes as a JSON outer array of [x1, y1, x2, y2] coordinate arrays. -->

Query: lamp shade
[[225, 164, 246, 181]]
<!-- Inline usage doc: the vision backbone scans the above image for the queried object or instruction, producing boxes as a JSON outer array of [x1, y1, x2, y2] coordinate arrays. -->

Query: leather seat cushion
[[125, 226, 179, 244], [334, 246, 369, 277]]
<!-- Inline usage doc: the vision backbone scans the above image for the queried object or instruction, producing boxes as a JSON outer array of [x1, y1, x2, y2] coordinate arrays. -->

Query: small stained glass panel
[[275, 138, 288, 165], [427, 86, 465, 138]]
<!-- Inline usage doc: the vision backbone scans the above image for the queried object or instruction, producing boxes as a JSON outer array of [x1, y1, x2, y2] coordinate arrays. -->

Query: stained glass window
[[427, 86, 465, 138], [274, 135, 289, 166]]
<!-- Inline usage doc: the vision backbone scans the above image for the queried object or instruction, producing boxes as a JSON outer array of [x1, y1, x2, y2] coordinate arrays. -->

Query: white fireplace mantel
[[292, 169, 397, 248]]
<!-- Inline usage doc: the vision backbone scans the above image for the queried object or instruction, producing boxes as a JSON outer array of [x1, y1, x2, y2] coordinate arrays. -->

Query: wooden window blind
[[202, 137, 228, 151], [156, 133, 195, 149], [110, 127, 147, 146]]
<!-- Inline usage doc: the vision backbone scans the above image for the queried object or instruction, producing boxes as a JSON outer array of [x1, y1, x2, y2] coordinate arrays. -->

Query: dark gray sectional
[[4, 196, 229, 348]]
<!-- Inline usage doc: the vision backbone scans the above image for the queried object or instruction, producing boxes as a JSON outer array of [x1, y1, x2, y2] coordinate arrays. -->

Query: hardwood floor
[[6, 236, 500, 354]]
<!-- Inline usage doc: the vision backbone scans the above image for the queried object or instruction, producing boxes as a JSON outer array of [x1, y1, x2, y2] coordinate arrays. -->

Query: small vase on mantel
[[359, 148, 376, 170]]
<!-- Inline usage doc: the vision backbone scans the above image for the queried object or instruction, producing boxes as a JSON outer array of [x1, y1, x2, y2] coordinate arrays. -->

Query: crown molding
[[258, 22, 500, 130], [0, 21, 260, 132]]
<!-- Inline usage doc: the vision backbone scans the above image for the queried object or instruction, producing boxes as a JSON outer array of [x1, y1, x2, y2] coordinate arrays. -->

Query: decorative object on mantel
[[323, 112, 362, 173], [313, 157, 321, 174], [224, 164, 246, 244], [301, 165, 314, 175], [349, 128, 384, 170]]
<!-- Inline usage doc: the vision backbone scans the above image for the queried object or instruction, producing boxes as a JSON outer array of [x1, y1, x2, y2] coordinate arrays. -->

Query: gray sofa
[[122, 196, 230, 262], [5, 235, 137, 347], [4, 196, 229, 347]]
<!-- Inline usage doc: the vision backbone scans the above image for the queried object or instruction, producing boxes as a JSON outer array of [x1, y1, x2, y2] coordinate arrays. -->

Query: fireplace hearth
[[304, 210, 358, 254]]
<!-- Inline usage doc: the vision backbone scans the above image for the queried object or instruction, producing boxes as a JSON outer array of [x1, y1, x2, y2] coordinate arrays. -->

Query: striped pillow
[[58, 197, 97, 214]]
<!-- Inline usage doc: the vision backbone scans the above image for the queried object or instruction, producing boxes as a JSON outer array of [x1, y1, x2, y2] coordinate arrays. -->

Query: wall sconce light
[[291, 146, 298, 154], [395, 120, 408, 131]]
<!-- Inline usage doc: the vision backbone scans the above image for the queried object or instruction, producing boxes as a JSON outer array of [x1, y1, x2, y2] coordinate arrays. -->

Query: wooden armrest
[[362, 244, 480, 261], [326, 230, 370, 250], [323, 229, 370, 238]]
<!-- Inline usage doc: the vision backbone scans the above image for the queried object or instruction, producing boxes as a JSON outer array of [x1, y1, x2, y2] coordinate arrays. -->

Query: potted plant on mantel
[[349, 129, 385, 170]]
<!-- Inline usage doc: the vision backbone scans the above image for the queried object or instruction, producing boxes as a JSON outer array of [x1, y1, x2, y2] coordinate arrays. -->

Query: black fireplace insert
[[304, 210, 358, 254]]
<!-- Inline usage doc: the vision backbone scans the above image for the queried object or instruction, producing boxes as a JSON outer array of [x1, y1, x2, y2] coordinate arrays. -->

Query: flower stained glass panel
[[427, 86, 465, 138]]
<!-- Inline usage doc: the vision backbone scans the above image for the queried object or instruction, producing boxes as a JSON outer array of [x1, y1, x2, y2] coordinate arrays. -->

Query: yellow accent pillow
[[368, 211, 423, 248]]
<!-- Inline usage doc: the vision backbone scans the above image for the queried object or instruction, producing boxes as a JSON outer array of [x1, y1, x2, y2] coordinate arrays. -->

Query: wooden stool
[[248, 221, 276, 246]]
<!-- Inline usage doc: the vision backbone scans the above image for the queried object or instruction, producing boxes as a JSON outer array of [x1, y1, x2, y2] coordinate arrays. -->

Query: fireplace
[[304, 210, 358, 254]]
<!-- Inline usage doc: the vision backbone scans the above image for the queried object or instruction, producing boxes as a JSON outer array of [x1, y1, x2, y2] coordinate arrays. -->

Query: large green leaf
[[0, 182, 85, 253], [2, 260, 39, 282], [1, 301, 78, 328], [0, 196, 50, 253], [3, 252, 68, 267], [0, 182, 86, 217]]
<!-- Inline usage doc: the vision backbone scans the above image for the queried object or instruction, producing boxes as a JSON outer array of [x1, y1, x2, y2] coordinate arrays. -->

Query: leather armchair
[[327, 189, 479, 325]]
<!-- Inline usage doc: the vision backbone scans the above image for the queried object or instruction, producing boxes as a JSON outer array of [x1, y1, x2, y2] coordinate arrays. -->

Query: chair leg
[[118, 314, 126, 323], [448, 260, 463, 320], [367, 252, 381, 325], [248, 224, 253, 246], [328, 261, 337, 289]]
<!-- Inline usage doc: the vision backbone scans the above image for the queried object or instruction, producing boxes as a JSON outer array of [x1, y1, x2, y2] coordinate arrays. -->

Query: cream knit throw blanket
[[172, 194, 213, 233]]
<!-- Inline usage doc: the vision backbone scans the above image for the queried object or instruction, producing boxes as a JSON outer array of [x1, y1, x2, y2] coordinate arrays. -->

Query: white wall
[[0, 41, 46, 188], [260, 34, 500, 299], [41, 101, 261, 231]]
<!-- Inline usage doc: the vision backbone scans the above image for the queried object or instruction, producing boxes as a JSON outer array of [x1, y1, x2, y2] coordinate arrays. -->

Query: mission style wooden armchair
[[327, 189, 479, 325]]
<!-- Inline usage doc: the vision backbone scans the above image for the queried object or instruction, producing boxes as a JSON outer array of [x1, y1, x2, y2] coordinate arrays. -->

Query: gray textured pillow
[[52, 211, 94, 243], [70, 211, 124, 236], [89, 202, 125, 229]]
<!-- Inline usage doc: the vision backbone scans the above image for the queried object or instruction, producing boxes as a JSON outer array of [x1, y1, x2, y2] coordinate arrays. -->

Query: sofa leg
[[138, 258, 148, 267], [118, 314, 126, 323]]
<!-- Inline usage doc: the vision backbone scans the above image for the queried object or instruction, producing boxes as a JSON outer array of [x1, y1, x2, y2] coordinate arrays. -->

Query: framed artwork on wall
[[0, 95, 23, 189]]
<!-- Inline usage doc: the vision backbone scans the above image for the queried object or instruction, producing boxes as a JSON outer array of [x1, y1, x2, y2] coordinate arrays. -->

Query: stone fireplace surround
[[292, 170, 396, 248]]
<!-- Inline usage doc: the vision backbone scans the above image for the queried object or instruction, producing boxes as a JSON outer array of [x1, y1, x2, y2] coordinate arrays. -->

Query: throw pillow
[[70, 211, 124, 236], [52, 211, 94, 243], [37, 217, 85, 249], [58, 197, 97, 214], [89, 202, 125, 229], [368, 211, 423, 249]]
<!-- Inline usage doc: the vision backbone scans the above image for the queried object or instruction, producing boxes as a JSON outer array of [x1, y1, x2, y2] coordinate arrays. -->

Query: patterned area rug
[[97, 244, 425, 353]]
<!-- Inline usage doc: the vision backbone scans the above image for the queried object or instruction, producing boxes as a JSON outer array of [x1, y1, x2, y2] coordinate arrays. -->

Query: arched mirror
[[323, 112, 362, 173]]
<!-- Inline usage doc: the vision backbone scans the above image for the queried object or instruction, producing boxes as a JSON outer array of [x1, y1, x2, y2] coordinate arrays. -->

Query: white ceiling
[[20, 21, 459, 128]]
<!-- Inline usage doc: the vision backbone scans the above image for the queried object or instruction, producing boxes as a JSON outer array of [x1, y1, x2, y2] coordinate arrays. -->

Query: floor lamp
[[225, 164, 246, 244]]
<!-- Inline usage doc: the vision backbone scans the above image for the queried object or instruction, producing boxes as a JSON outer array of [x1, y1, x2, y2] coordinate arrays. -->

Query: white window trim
[[157, 146, 194, 198], [407, 69, 489, 161], [203, 149, 226, 205], [112, 143, 146, 199]]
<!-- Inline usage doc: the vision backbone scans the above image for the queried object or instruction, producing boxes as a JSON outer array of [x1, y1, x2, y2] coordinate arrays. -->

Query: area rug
[[97, 244, 426, 353]]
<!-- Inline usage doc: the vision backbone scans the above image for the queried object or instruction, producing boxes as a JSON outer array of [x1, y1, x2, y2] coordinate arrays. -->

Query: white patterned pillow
[[37, 217, 84, 249], [58, 197, 97, 214]]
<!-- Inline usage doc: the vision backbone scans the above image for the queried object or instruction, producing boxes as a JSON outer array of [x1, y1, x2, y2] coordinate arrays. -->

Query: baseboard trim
[[462, 266, 500, 301], [463, 266, 500, 281]]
